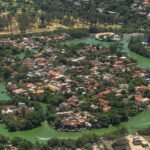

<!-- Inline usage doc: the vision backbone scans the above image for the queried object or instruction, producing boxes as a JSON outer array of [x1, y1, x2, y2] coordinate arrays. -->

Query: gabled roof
[[99, 99, 109, 105]]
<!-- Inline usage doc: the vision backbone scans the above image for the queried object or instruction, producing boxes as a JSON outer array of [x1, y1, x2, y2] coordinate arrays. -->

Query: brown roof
[[66, 96, 80, 106], [102, 106, 111, 112], [35, 89, 45, 94], [100, 89, 112, 96], [4, 105, 17, 109], [99, 99, 109, 105], [63, 118, 85, 126], [136, 85, 150, 92], [33, 53, 42, 58], [115, 61, 123, 66], [135, 95, 143, 101]]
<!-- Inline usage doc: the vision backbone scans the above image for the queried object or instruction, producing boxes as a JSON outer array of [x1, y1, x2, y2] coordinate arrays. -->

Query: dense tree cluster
[[0, 101, 45, 132], [0, 0, 149, 33], [0, 133, 115, 150], [0, 43, 24, 80], [129, 34, 150, 58], [138, 126, 150, 136]]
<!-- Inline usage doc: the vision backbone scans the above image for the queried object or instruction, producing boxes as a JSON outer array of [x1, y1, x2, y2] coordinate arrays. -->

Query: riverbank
[[130, 48, 150, 59], [0, 83, 11, 101], [0, 110, 149, 143], [0, 35, 149, 143], [60, 37, 150, 70], [123, 33, 150, 69]]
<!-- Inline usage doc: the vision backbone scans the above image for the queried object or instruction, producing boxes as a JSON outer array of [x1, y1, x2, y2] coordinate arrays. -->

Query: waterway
[[0, 83, 11, 101], [0, 36, 149, 143], [123, 34, 150, 70], [61, 37, 150, 69], [0, 110, 149, 143]]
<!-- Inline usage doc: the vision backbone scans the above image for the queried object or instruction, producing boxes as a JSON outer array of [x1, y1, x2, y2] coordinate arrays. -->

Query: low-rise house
[[103, 73, 113, 80], [5, 144, 17, 150], [60, 83, 68, 91], [62, 118, 86, 130], [90, 67, 98, 74], [141, 0, 150, 5], [99, 99, 109, 105], [133, 136, 142, 145], [66, 96, 80, 107], [135, 95, 150, 105], [98, 99, 111, 112], [12, 88, 26, 94], [1, 105, 17, 114], [6, 83, 17, 92], [147, 13, 150, 19], [102, 106, 112, 112], [119, 84, 129, 90], [25, 83, 37, 90], [95, 89, 113, 99], [46, 83, 59, 91], [70, 56, 85, 62], [59, 102, 71, 111], [34, 89, 45, 94], [114, 60, 123, 66], [135, 85, 150, 94], [1, 103, 34, 115], [127, 135, 150, 150], [23, 58, 35, 68], [139, 98, 150, 105], [48, 70, 64, 79], [90, 104, 99, 110]]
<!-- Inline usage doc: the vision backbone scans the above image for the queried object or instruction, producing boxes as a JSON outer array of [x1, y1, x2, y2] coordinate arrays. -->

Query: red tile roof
[[102, 106, 111, 112], [63, 118, 85, 127], [100, 89, 112, 96], [99, 99, 109, 105]]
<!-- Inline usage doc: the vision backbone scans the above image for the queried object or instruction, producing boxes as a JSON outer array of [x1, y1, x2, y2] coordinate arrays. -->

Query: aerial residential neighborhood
[[0, 29, 149, 149], [0, 0, 149, 149]]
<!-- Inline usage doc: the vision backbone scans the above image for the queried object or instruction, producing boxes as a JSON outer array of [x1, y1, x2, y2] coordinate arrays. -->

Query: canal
[[0, 83, 11, 101], [0, 110, 149, 143]]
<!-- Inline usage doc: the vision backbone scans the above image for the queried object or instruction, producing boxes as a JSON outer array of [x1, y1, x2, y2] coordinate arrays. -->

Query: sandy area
[[126, 135, 150, 150]]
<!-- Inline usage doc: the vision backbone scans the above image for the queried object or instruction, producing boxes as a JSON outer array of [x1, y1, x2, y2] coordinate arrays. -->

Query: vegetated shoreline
[[130, 48, 150, 59], [0, 110, 149, 143], [0, 30, 149, 143]]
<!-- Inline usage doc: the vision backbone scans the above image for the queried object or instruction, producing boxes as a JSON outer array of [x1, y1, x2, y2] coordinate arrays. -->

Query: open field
[[0, 23, 122, 35]]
